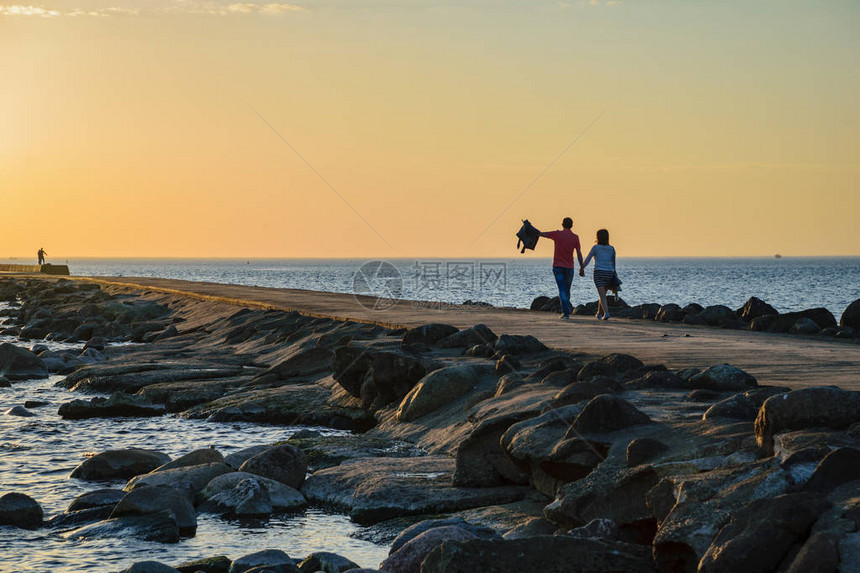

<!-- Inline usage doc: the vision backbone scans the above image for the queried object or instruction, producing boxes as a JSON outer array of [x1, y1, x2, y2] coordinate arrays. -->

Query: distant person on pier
[[539, 217, 584, 320], [37, 248, 47, 265], [581, 229, 619, 321]]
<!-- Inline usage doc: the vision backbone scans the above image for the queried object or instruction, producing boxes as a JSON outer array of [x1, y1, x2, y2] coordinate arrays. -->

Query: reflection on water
[[0, 374, 389, 571]]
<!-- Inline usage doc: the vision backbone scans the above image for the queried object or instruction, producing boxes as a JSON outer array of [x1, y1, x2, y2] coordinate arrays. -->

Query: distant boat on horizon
[[774, 254, 783, 259]]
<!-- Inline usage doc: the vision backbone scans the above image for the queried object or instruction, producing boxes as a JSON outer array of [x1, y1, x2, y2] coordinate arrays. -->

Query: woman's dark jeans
[[553, 266, 574, 316]]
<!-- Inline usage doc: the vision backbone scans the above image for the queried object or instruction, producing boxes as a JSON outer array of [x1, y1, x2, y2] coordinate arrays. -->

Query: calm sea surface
[[24, 256, 860, 318]]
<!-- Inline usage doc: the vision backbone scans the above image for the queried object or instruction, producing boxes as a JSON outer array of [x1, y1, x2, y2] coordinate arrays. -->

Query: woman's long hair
[[596, 229, 609, 246]]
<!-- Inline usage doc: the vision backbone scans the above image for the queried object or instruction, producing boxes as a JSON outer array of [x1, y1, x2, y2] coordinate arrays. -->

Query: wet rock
[[698, 492, 829, 573], [125, 463, 233, 495], [202, 477, 272, 517], [493, 334, 547, 355], [224, 445, 270, 469], [567, 518, 619, 541], [755, 387, 860, 456], [50, 505, 116, 529], [699, 305, 736, 326], [689, 364, 757, 392], [0, 376, 9, 387], [71, 449, 171, 480], [228, 550, 298, 573], [502, 517, 559, 539], [802, 448, 860, 493], [67, 489, 125, 512], [174, 556, 232, 573], [83, 336, 107, 352], [397, 365, 480, 422], [841, 299, 860, 329], [154, 448, 225, 472], [296, 551, 358, 573], [58, 392, 165, 419], [200, 471, 306, 512], [420, 536, 655, 573], [381, 525, 478, 573], [656, 304, 684, 322], [111, 485, 197, 536], [436, 324, 497, 348], [300, 456, 529, 524], [238, 444, 308, 490], [740, 297, 778, 321], [64, 509, 180, 543], [5, 405, 35, 417], [0, 492, 43, 529], [626, 438, 668, 467], [121, 562, 181, 573], [389, 517, 500, 554], [566, 394, 651, 435], [0, 342, 48, 380], [401, 324, 459, 347], [530, 296, 551, 311], [23, 399, 49, 408], [703, 386, 790, 421]]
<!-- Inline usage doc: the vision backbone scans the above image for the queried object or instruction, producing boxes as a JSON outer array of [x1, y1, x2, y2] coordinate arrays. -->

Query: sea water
[[35, 257, 860, 318]]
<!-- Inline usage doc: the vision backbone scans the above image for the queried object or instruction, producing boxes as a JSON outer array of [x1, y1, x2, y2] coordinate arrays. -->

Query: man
[[540, 217, 584, 319], [37, 247, 47, 266]]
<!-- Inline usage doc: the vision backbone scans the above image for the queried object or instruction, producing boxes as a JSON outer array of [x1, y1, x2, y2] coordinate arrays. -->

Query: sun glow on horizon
[[2, 1, 858, 259]]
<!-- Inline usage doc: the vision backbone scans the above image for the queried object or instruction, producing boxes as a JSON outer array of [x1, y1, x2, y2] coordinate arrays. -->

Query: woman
[[580, 229, 616, 320]]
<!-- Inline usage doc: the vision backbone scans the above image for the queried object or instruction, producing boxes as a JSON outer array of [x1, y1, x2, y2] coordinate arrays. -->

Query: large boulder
[[397, 365, 480, 422], [58, 393, 165, 419], [153, 448, 224, 472], [740, 297, 778, 321], [389, 517, 500, 554], [801, 447, 860, 493], [110, 485, 197, 536], [703, 386, 790, 421], [453, 412, 532, 487], [765, 308, 838, 333], [238, 444, 308, 490], [125, 463, 233, 495], [228, 550, 298, 573], [67, 489, 125, 512], [63, 510, 180, 543], [566, 394, 651, 435], [420, 536, 655, 573], [755, 387, 860, 456], [0, 492, 43, 529], [0, 342, 48, 380], [689, 364, 757, 392], [401, 324, 459, 346], [381, 525, 478, 573], [699, 305, 736, 326], [296, 552, 358, 573], [71, 449, 171, 480], [200, 471, 306, 512], [655, 304, 684, 322], [577, 354, 644, 382], [698, 493, 829, 573], [841, 299, 860, 329], [366, 350, 427, 406], [436, 324, 497, 348], [121, 561, 180, 573], [493, 334, 547, 355], [790, 317, 820, 335], [200, 477, 272, 517], [300, 456, 528, 524]]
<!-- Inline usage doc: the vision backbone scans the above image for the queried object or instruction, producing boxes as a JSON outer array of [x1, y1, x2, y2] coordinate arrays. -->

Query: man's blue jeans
[[553, 266, 574, 316]]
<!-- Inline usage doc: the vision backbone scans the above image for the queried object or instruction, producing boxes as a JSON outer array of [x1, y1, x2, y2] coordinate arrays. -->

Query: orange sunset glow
[[2, 1, 858, 259]]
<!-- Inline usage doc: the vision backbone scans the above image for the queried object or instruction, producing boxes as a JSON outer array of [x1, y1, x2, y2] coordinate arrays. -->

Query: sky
[[1, 0, 858, 259]]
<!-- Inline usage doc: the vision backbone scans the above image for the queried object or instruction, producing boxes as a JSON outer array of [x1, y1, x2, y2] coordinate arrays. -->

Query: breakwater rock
[[3, 276, 860, 572]]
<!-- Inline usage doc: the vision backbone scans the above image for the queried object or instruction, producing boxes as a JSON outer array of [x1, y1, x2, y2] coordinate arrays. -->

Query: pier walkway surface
[[67, 276, 860, 391]]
